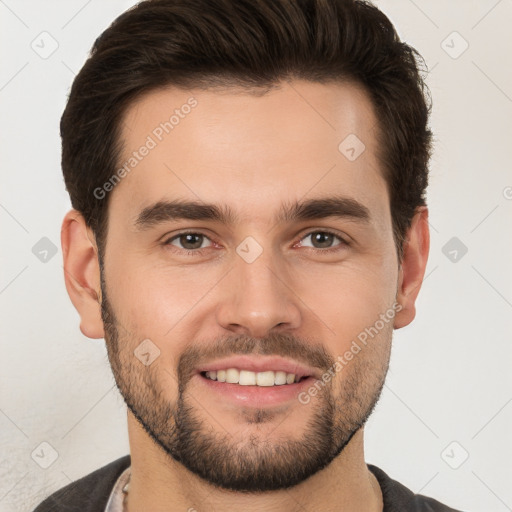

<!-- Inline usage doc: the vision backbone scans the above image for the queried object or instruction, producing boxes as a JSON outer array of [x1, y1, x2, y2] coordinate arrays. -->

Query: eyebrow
[[134, 195, 371, 231]]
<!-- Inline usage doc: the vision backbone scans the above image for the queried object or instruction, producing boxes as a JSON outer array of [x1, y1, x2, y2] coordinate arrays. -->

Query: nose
[[215, 249, 302, 338]]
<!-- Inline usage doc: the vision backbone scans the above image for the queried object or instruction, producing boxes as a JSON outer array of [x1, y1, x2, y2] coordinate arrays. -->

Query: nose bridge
[[215, 243, 301, 337]]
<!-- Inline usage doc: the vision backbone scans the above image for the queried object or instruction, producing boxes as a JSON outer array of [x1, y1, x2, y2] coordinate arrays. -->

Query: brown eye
[[165, 232, 212, 251], [311, 232, 335, 248], [301, 231, 345, 250]]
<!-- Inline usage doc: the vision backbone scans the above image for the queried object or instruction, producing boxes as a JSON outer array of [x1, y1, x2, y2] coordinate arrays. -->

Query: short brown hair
[[61, 0, 432, 261]]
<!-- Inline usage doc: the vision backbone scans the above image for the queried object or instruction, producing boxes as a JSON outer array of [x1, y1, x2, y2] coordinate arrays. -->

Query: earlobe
[[61, 209, 105, 339], [394, 206, 430, 329]]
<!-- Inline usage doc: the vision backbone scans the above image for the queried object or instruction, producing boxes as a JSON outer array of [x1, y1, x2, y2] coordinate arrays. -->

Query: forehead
[[111, 80, 388, 228]]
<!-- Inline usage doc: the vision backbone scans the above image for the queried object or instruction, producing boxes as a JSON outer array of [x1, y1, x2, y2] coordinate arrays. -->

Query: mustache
[[177, 332, 334, 387]]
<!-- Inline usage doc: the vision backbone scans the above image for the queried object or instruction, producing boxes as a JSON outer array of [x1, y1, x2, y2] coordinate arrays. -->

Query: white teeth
[[274, 371, 287, 385], [239, 370, 256, 385], [204, 368, 305, 386], [256, 371, 275, 387], [225, 368, 239, 383]]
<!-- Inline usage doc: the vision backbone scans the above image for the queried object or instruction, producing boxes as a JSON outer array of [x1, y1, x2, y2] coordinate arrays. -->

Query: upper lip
[[196, 355, 321, 380]]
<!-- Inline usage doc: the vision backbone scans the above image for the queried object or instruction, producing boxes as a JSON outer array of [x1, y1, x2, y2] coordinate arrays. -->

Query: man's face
[[100, 80, 399, 491]]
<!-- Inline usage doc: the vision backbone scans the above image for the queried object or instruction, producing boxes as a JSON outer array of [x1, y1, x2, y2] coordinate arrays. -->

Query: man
[[33, 0, 463, 510]]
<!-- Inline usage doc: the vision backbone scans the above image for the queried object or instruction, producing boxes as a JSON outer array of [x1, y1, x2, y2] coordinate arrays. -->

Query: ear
[[394, 206, 430, 329], [61, 209, 105, 339]]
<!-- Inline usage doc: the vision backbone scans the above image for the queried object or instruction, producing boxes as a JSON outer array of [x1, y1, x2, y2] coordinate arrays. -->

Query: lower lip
[[196, 373, 316, 407]]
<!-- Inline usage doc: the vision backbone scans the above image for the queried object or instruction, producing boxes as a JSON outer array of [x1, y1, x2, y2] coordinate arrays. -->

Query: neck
[[125, 412, 383, 512]]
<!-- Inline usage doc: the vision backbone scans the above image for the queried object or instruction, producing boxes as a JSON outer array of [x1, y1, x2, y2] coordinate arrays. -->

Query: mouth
[[194, 356, 319, 407]]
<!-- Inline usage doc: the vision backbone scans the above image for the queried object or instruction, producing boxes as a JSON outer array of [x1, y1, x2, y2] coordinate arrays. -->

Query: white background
[[1, 1, 511, 511]]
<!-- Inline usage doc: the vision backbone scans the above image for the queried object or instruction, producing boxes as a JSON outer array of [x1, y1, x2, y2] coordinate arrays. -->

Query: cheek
[[294, 255, 398, 336], [108, 259, 223, 341]]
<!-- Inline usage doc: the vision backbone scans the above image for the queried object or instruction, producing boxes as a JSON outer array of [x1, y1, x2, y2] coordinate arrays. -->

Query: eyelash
[[162, 229, 349, 256]]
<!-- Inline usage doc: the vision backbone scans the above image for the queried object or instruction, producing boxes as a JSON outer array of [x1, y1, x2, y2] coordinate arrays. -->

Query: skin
[[62, 79, 429, 511]]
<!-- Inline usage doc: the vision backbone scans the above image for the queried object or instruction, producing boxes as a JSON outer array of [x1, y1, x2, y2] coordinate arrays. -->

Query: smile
[[202, 369, 308, 386]]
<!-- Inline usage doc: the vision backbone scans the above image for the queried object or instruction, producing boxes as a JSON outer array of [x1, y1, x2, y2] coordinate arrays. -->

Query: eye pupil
[[180, 233, 203, 249], [312, 232, 334, 248]]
